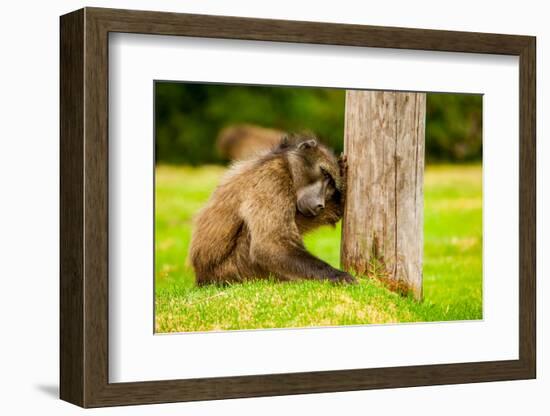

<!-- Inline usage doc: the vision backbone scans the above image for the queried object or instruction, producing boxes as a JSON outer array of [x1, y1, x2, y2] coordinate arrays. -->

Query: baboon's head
[[284, 135, 343, 217]]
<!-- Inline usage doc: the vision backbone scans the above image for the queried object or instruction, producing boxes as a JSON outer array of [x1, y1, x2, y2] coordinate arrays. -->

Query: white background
[[109, 34, 519, 382], [0, 0, 546, 415]]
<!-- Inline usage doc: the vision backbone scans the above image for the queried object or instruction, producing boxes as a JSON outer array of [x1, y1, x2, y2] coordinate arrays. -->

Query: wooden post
[[341, 90, 426, 300]]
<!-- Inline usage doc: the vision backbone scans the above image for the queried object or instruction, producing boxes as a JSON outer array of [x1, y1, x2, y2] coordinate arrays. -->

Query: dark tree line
[[155, 82, 482, 165]]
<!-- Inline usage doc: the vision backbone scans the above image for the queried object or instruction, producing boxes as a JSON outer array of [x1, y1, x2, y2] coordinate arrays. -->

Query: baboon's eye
[[321, 169, 336, 190]]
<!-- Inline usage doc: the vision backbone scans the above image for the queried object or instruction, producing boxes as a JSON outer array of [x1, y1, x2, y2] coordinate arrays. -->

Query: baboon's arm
[[241, 193, 354, 283]]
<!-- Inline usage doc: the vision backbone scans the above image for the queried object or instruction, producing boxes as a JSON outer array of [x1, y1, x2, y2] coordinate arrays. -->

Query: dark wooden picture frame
[[60, 7, 536, 408]]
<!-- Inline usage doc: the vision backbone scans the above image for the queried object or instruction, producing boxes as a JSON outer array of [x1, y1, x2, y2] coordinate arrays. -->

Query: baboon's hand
[[338, 153, 348, 207], [330, 270, 357, 285], [338, 153, 348, 181]]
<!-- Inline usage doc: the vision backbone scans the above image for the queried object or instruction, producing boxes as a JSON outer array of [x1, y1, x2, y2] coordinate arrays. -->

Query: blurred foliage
[[155, 82, 482, 165], [425, 93, 482, 162]]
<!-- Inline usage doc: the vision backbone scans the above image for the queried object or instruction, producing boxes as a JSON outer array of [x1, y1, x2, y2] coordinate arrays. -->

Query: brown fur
[[216, 124, 284, 161], [189, 135, 355, 285]]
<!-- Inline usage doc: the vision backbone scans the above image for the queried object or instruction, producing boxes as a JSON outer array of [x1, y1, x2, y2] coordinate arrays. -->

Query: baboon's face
[[296, 176, 336, 216], [294, 139, 339, 217]]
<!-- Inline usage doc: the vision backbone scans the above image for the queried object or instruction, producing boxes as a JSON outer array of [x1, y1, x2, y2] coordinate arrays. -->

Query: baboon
[[216, 124, 284, 161], [189, 134, 356, 285]]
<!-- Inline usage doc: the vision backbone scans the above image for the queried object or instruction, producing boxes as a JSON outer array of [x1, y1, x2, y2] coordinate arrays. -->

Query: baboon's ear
[[298, 139, 317, 150], [280, 135, 290, 148]]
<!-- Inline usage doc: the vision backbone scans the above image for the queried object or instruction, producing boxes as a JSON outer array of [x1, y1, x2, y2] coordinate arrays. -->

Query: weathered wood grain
[[341, 90, 425, 299], [60, 8, 84, 406]]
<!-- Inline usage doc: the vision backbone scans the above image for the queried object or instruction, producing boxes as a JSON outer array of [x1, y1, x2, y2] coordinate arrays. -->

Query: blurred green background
[[155, 82, 482, 165]]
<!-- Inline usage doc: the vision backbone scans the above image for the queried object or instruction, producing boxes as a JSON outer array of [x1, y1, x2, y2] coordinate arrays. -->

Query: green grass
[[155, 164, 482, 332]]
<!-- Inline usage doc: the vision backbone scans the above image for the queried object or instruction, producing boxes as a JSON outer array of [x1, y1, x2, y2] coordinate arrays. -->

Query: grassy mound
[[155, 164, 482, 332]]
